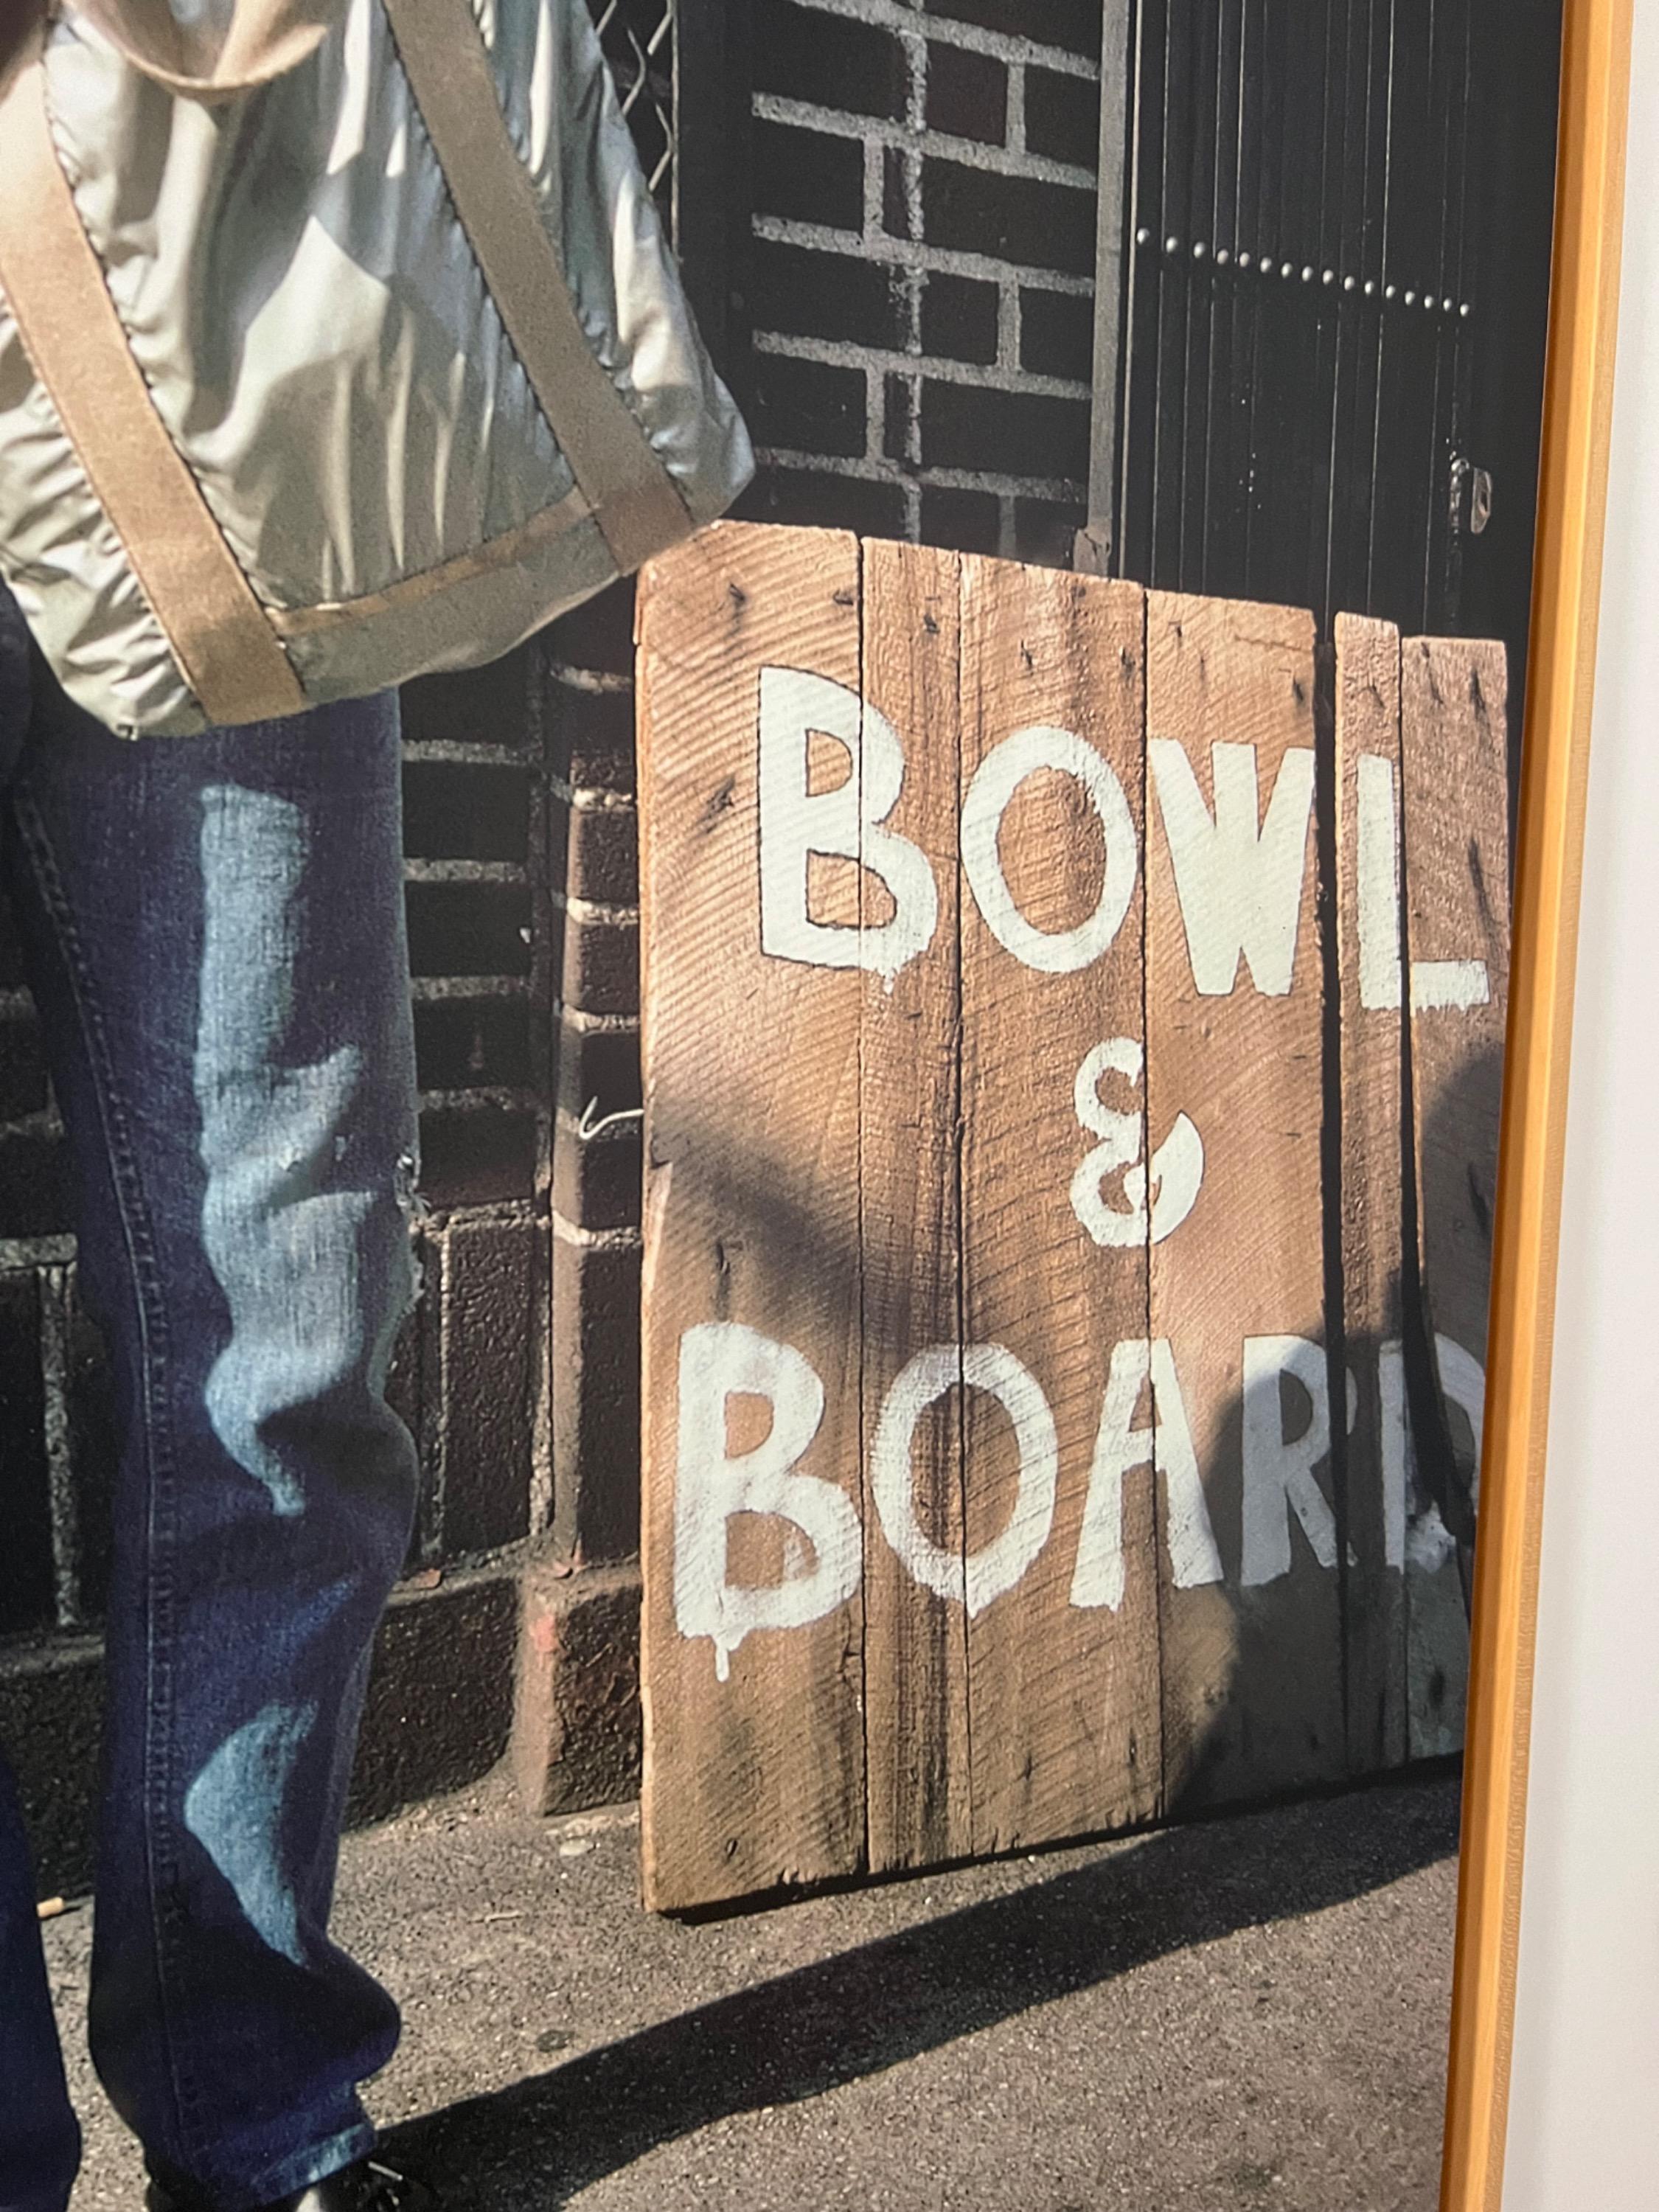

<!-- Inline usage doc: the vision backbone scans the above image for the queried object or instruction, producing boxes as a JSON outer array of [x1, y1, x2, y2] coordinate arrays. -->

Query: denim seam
[[10, 791, 206, 2163]]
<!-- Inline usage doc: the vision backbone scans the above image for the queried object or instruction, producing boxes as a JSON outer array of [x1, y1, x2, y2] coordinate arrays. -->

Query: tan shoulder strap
[[380, 0, 696, 577], [0, 33, 306, 725], [70, 0, 339, 100]]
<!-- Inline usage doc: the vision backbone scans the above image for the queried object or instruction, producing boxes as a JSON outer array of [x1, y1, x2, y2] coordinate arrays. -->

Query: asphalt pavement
[[46, 1767, 1461, 2212]]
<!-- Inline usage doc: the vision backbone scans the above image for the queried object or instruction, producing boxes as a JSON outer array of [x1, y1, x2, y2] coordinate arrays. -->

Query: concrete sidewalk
[[49, 1770, 1460, 2212]]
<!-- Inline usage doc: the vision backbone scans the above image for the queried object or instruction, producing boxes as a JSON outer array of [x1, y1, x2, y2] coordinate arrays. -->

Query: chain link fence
[[589, 0, 676, 210]]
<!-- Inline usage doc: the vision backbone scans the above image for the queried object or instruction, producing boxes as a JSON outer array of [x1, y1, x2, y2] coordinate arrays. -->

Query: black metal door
[[1104, 0, 1562, 693]]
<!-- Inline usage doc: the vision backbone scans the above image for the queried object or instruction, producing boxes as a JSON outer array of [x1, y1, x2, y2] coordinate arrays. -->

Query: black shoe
[[145, 2154, 437, 2212]]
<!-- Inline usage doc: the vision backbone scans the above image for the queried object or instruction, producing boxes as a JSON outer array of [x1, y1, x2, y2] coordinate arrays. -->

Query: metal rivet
[[1238, 250, 1253, 268], [1165, 235, 1180, 254], [1136, 226, 1152, 246], [1193, 239, 1208, 259], [1460, 301, 1472, 318], [1322, 269, 1336, 286], [1301, 265, 1315, 282], [1343, 274, 1357, 292], [1403, 289, 1416, 305], [1384, 283, 1397, 300], [1444, 297, 1457, 315], [1364, 279, 1377, 297], [1215, 246, 1231, 265], [1281, 260, 1294, 278], [1424, 294, 1438, 310]]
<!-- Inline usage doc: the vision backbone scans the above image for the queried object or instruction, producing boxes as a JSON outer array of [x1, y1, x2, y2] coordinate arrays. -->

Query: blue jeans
[[0, 594, 422, 2212]]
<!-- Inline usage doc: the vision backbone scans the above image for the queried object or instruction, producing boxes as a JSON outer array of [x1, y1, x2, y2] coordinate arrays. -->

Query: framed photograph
[[1440, 0, 1653, 2204]]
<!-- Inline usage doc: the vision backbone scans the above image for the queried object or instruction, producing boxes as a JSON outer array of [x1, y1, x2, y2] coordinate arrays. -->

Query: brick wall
[[740, 0, 1102, 565]]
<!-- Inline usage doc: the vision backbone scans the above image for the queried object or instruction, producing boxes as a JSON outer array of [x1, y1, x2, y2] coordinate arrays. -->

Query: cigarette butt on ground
[[36, 1897, 66, 1921]]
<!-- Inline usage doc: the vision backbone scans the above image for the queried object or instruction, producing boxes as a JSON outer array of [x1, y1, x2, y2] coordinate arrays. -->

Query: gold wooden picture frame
[[1440, 0, 1637, 2202]]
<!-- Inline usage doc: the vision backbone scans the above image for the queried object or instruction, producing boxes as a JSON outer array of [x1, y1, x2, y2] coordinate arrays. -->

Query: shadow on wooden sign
[[637, 522, 1508, 1913]]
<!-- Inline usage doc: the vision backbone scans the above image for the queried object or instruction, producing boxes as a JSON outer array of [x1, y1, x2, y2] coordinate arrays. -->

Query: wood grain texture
[[1333, 613, 1408, 1773], [1145, 592, 1340, 1810], [1401, 636, 1512, 1762], [859, 540, 972, 1872], [956, 557, 1159, 1854], [638, 523, 867, 1910]]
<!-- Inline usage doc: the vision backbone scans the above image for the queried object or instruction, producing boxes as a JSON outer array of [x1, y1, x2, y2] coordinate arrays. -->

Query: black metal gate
[[1099, 0, 1562, 692]]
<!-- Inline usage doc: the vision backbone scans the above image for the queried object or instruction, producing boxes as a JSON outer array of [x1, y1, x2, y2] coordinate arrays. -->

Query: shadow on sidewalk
[[385, 1773, 1458, 2203]]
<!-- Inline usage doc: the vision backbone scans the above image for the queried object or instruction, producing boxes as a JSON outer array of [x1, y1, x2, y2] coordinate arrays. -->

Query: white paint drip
[[960, 726, 1138, 973], [757, 667, 939, 981], [1150, 738, 1315, 997], [673, 1322, 863, 1680]]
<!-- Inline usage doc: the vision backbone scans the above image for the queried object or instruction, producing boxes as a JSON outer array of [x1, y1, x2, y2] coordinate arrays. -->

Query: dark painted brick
[[0, 1637, 102, 1895], [884, 374, 916, 465], [922, 0, 1098, 58], [545, 580, 637, 677], [1025, 63, 1100, 167], [402, 762, 531, 865], [0, 1009, 48, 1122], [440, 1216, 535, 1556], [554, 1017, 641, 1127], [563, 803, 639, 907], [414, 997, 532, 1093], [1021, 285, 1095, 380], [750, 352, 868, 459], [737, 466, 909, 540], [552, 1235, 640, 1562], [922, 271, 1000, 365], [926, 41, 1006, 143], [400, 648, 531, 745], [347, 1571, 518, 1826], [417, 1104, 538, 1206], [883, 145, 912, 239], [553, 1123, 642, 1234], [924, 157, 1096, 276], [919, 378, 1090, 480], [920, 484, 1003, 554], [1015, 493, 1088, 568], [756, 1, 907, 118], [404, 881, 532, 978], [754, 119, 865, 230], [560, 910, 639, 1018], [751, 239, 903, 349], [0, 1130, 72, 1238], [0, 1273, 52, 1635], [548, 682, 636, 796], [513, 1562, 641, 1816]]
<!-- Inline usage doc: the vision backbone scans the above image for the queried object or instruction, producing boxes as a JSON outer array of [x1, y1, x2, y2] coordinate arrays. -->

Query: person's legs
[[0, 632, 422, 2211]]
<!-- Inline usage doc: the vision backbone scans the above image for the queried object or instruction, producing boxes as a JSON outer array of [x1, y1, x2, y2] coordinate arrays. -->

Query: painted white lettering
[[674, 1322, 863, 1680], [1070, 1337, 1222, 1608], [1150, 738, 1315, 996], [1411, 961, 1490, 1012], [757, 667, 938, 981], [961, 726, 1138, 973], [1357, 751, 1404, 1011], [872, 1343, 1058, 1616], [1241, 1335, 1337, 1585], [1379, 1334, 1486, 1575], [1068, 1037, 1204, 1248]]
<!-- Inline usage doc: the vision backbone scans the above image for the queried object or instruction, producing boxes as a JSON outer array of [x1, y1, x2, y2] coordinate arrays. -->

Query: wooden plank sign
[[637, 523, 1509, 1910]]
